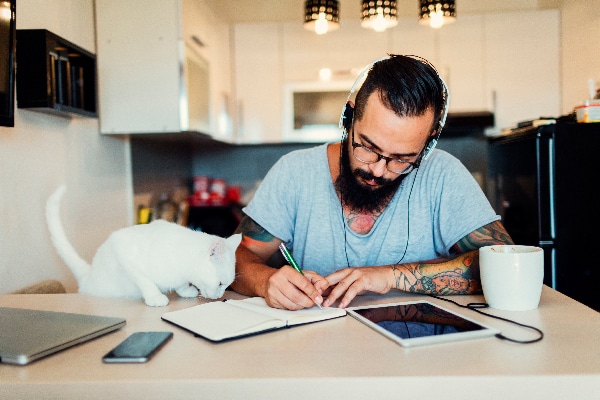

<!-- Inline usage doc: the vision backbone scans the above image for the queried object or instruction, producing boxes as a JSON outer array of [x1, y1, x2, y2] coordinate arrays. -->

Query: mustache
[[354, 168, 395, 186]]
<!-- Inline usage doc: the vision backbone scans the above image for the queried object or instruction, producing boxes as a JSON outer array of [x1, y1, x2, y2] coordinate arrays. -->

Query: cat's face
[[192, 233, 241, 299]]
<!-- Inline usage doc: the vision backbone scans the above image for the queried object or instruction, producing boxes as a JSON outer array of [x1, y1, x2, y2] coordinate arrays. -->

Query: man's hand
[[322, 266, 394, 308], [262, 267, 326, 310]]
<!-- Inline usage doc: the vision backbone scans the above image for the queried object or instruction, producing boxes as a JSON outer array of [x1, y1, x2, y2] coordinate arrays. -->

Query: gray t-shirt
[[243, 143, 499, 276]]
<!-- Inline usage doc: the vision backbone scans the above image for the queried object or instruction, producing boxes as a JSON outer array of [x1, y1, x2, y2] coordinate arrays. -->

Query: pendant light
[[304, 0, 340, 35], [419, 0, 456, 29], [361, 1, 398, 32]]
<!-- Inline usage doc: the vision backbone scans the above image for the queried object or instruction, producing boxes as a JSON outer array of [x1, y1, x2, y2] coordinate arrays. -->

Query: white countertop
[[1, 286, 599, 400]]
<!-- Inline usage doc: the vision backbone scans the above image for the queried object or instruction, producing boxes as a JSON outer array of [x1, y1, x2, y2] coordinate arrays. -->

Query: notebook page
[[162, 301, 285, 341], [227, 297, 346, 326]]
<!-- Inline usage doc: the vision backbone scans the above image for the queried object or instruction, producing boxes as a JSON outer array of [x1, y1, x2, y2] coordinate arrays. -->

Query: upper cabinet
[[233, 10, 560, 143], [95, 0, 232, 140], [16, 29, 97, 118]]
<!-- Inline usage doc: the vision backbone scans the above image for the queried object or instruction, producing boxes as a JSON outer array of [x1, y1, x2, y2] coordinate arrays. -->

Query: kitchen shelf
[[16, 29, 97, 118]]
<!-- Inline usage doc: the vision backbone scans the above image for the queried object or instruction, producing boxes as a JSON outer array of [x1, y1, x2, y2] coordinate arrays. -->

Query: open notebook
[[162, 297, 346, 342], [0, 307, 126, 365]]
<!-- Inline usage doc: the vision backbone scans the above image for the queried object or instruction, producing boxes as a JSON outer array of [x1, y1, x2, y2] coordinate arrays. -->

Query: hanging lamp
[[304, 0, 340, 35], [419, 0, 456, 29], [361, 1, 398, 32]]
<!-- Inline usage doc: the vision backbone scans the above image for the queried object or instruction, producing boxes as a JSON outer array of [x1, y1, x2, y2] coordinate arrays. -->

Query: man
[[230, 54, 513, 310]]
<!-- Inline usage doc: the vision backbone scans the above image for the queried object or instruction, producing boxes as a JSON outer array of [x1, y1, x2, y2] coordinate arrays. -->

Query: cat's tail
[[45, 185, 91, 283]]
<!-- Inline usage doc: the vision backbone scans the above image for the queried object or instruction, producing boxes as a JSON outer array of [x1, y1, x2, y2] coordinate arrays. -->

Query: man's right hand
[[262, 267, 325, 310], [229, 216, 325, 310]]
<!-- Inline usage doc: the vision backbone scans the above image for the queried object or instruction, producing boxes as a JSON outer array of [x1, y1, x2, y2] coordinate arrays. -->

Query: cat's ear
[[209, 234, 241, 261], [209, 238, 226, 259], [226, 233, 242, 249]]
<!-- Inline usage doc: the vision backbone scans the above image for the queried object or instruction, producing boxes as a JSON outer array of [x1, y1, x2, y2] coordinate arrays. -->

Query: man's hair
[[353, 54, 447, 134]]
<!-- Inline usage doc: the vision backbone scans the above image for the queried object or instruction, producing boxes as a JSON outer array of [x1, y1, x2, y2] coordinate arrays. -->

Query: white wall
[[0, 0, 132, 293]]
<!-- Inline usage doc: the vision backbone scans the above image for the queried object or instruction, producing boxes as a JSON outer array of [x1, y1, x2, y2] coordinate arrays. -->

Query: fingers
[[322, 269, 361, 309], [265, 267, 324, 310], [304, 271, 328, 295], [324, 278, 360, 309], [322, 267, 392, 309]]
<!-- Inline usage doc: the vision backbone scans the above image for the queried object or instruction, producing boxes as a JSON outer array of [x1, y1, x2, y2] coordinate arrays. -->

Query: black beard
[[334, 141, 405, 212]]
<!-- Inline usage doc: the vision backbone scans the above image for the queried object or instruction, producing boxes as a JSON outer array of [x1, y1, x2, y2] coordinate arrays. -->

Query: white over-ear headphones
[[338, 55, 450, 162]]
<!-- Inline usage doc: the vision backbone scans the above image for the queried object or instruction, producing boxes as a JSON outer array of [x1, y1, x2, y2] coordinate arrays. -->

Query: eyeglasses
[[351, 130, 418, 175]]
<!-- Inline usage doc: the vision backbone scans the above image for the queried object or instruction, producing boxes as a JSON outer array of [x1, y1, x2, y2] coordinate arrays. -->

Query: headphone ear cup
[[421, 138, 437, 161], [342, 102, 354, 132], [421, 129, 441, 161]]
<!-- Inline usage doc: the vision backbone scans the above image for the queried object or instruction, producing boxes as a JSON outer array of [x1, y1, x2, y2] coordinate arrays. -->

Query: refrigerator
[[487, 122, 600, 312]]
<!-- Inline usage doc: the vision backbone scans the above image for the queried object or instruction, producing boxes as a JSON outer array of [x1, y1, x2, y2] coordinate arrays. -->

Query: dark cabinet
[[16, 29, 97, 117]]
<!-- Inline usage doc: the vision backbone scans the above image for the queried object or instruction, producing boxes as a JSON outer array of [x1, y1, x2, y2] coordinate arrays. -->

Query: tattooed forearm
[[390, 251, 482, 295]]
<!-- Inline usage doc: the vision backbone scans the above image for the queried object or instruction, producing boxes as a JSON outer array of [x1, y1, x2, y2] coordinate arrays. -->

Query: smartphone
[[102, 331, 173, 363]]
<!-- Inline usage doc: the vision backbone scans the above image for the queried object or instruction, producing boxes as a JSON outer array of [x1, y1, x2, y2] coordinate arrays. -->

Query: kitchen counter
[[1, 286, 599, 399]]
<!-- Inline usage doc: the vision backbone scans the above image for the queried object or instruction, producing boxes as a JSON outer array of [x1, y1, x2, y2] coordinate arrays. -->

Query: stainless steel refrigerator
[[488, 122, 600, 312]]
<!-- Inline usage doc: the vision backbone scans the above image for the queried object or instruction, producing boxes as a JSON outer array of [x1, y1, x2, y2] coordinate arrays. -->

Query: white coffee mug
[[479, 245, 544, 311]]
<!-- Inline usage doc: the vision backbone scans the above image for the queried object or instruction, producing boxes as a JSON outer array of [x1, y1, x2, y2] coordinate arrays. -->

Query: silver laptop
[[0, 307, 126, 365]]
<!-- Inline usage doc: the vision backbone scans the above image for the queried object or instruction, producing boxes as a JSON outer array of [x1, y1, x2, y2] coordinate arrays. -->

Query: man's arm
[[323, 220, 514, 308], [229, 215, 281, 297], [392, 219, 515, 295], [229, 215, 325, 310]]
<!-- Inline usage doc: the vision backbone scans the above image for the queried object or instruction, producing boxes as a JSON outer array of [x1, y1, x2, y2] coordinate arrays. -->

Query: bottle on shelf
[[154, 192, 178, 223]]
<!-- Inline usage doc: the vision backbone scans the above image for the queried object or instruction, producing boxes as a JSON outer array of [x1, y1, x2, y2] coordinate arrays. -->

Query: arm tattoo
[[390, 221, 513, 296], [235, 215, 275, 243], [452, 220, 514, 254], [391, 254, 479, 295]]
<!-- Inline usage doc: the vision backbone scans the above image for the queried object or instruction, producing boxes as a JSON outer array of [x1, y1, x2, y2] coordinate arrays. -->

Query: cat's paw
[[144, 293, 170, 307], [176, 284, 199, 298]]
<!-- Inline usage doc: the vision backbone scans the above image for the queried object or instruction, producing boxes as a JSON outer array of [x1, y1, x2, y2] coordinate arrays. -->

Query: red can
[[193, 175, 211, 206], [210, 178, 227, 205]]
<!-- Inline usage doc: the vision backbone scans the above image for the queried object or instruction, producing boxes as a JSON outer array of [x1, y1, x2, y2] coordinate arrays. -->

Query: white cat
[[45, 185, 241, 307]]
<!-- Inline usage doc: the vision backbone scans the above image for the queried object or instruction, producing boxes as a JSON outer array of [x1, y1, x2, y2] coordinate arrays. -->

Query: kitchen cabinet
[[16, 29, 97, 118], [433, 15, 485, 112], [233, 10, 560, 143], [233, 23, 281, 144], [483, 10, 560, 132], [95, 0, 231, 139]]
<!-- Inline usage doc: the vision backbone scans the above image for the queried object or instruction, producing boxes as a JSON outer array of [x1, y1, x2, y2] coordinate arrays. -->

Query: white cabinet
[[483, 10, 560, 132], [394, 11, 560, 131], [96, 0, 231, 139], [234, 20, 392, 144], [233, 23, 281, 144], [233, 10, 560, 142], [435, 15, 486, 112]]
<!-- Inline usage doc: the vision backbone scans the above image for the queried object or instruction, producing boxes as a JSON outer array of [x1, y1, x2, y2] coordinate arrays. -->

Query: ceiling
[[205, 0, 562, 24]]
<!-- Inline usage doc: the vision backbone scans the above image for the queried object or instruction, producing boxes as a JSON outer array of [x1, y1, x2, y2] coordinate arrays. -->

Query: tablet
[[347, 300, 499, 347]]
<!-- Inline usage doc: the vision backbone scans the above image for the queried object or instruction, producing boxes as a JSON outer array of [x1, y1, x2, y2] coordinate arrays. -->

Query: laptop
[[0, 307, 126, 365]]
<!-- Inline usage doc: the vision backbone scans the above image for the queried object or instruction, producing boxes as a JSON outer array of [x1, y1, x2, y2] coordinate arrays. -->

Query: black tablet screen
[[353, 302, 486, 339]]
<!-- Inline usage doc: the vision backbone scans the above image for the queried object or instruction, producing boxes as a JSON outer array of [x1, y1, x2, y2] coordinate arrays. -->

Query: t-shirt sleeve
[[427, 153, 500, 253]]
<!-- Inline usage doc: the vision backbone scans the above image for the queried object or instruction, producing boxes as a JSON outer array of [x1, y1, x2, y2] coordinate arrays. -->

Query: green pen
[[278, 243, 323, 309]]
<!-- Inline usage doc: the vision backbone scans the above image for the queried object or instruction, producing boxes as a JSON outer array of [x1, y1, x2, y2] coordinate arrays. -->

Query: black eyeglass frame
[[350, 129, 420, 175]]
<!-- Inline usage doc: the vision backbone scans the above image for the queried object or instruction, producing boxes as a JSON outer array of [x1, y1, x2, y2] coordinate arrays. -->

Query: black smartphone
[[102, 331, 173, 363]]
